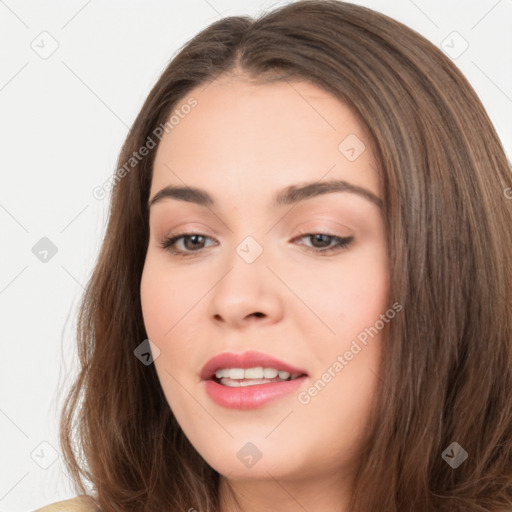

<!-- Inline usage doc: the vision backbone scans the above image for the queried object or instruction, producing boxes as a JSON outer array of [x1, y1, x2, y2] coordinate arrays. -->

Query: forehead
[[151, 77, 380, 203]]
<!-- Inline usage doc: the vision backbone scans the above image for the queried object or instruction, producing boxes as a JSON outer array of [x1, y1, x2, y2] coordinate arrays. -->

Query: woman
[[35, 0, 512, 510]]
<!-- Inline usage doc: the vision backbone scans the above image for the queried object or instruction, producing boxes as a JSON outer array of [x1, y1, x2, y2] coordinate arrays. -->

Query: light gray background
[[0, 1, 511, 510]]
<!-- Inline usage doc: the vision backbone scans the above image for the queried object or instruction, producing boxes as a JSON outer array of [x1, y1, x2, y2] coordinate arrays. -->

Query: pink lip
[[200, 350, 309, 410], [200, 350, 308, 381], [204, 377, 308, 409]]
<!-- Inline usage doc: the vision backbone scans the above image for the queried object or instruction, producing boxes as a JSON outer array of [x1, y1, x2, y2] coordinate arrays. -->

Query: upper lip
[[200, 350, 309, 380]]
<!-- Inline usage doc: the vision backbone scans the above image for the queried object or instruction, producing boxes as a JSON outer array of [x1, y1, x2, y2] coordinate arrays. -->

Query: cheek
[[297, 244, 389, 339], [140, 254, 209, 391], [140, 253, 204, 340], [140, 258, 195, 412], [140, 257, 167, 338], [337, 261, 389, 331]]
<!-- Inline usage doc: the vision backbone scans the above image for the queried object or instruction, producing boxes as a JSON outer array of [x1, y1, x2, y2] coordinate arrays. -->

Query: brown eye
[[160, 233, 217, 256], [294, 233, 354, 255], [181, 234, 207, 250], [309, 234, 334, 248]]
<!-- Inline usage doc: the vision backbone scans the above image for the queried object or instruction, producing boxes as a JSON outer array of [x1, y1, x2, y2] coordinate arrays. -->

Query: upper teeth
[[215, 367, 294, 380]]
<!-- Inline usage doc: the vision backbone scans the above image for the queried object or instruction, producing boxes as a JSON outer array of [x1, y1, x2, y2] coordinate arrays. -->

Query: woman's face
[[140, 76, 389, 485]]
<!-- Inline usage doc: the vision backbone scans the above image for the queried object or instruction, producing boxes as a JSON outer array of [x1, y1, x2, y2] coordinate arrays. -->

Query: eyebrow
[[148, 179, 383, 209]]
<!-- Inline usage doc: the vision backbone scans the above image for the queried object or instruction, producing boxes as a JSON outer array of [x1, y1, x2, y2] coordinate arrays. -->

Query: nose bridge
[[217, 231, 268, 301], [223, 206, 271, 268], [208, 229, 283, 326]]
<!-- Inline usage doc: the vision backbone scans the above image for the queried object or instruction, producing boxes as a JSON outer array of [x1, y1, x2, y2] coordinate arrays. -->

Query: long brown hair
[[59, 1, 512, 510]]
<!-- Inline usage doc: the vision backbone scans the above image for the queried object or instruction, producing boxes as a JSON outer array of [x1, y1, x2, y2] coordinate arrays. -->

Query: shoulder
[[32, 495, 99, 512]]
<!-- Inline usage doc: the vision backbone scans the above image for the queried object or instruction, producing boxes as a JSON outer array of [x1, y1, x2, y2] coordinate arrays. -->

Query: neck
[[218, 469, 354, 512]]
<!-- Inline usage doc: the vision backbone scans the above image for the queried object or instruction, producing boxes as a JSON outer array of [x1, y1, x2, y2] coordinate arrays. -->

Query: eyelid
[[293, 223, 352, 237], [159, 228, 354, 258], [293, 218, 354, 235]]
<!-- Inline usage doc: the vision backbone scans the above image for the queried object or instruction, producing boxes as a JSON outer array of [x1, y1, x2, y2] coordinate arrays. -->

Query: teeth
[[263, 368, 278, 378], [214, 366, 298, 381], [245, 367, 264, 379], [221, 378, 273, 388], [228, 368, 245, 379]]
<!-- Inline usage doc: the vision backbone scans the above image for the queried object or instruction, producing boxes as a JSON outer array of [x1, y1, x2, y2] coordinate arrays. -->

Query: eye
[[159, 233, 217, 257], [293, 232, 354, 255], [159, 231, 354, 258]]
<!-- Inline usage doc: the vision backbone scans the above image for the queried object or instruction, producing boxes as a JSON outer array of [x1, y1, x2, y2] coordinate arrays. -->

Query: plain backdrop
[[0, 1, 511, 510]]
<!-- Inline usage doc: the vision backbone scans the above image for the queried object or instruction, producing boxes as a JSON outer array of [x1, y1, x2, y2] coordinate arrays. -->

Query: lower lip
[[204, 377, 307, 409]]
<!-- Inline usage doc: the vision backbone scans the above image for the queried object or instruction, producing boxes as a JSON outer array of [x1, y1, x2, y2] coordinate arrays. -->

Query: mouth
[[200, 350, 309, 409]]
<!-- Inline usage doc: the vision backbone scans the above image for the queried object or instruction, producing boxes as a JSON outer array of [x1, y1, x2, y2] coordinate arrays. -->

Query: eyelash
[[159, 230, 354, 258]]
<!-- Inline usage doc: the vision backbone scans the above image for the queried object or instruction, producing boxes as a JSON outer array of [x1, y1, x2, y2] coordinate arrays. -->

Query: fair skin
[[140, 75, 389, 512]]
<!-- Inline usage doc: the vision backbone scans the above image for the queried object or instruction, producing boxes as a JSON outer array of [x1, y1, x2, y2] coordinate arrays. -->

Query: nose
[[208, 250, 284, 329]]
